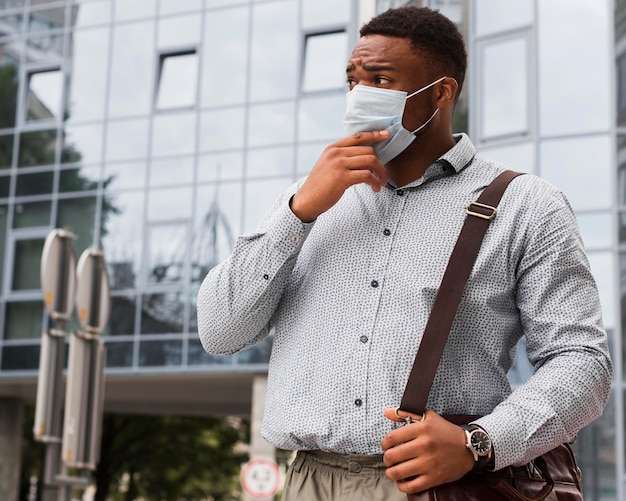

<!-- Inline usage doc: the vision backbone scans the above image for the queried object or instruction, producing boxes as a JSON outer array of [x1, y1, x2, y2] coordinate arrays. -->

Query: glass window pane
[[298, 94, 345, 142], [145, 223, 188, 284], [247, 101, 295, 148], [0, 51, 19, 129], [157, 14, 200, 48], [114, 0, 156, 22], [159, 0, 202, 15], [302, 0, 350, 29], [101, 190, 145, 290], [587, 251, 614, 330], [150, 156, 194, 187], [297, 143, 325, 176], [66, 28, 110, 122], [540, 135, 611, 211], [62, 123, 103, 164], [104, 161, 146, 190], [538, 1, 611, 136], [302, 32, 348, 92], [139, 339, 182, 367], [57, 196, 97, 255], [0, 134, 14, 169], [480, 37, 528, 140], [238, 335, 272, 365], [104, 341, 133, 368], [197, 152, 244, 182], [108, 22, 155, 118], [0, 10, 25, 37], [15, 171, 53, 196], [246, 147, 294, 178], [477, 142, 536, 174], [4, 302, 42, 339], [474, 0, 533, 37], [147, 186, 192, 220], [13, 200, 50, 228], [577, 213, 611, 250], [59, 166, 100, 192], [70, 0, 112, 29], [151, 111, 196, 156], [0, 175, 7, 197], [0, 204, 7, 287], [28, 7, 65, 34], [188, 336, 234, 366], [201, 7, 249, 108], [26, 69, 63, 122], [106, 295, 136, 336], [1, 344, 40, 370], [13, 238, 45, 290], [25, 33, 64, 64], [18, 129, 57, 167], [141, 293, 185, 334], [249, 1, 298, 101], [105, 118, 149, 161], [156, 52, 198, 110], [199, 107, 245, 152], [243, 177, 291, 233], [194, 181, 240, 282]]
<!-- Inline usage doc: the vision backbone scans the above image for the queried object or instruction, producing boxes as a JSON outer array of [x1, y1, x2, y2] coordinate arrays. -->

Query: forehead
[[347, 35, 423, 73]]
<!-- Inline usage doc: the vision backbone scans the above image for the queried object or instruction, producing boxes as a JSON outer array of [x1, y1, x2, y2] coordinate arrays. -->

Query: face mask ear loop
[[406, 76, 447, 99], [411, 107, 439, 135]]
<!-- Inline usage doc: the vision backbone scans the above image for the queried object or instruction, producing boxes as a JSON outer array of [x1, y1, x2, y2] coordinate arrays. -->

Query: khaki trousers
[[282, 450, 406, 501]]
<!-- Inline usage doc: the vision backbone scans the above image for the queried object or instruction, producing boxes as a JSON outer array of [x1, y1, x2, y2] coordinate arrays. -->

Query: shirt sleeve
[[197, 180, 314, 355], [474, 186, 613, 470]]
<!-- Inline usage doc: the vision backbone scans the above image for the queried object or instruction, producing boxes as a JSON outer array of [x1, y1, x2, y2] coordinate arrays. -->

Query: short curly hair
[[360, 6, 467, 98]]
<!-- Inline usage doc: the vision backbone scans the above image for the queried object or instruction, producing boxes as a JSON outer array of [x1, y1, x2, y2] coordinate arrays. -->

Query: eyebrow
[[346, 63, 396, 73]]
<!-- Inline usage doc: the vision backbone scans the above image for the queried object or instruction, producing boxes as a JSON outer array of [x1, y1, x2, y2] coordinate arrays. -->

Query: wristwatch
[[460, 424, 493, 471]]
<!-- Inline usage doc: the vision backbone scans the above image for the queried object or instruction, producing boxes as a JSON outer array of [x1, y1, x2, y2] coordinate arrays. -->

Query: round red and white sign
[[241, 458, 280, 499]]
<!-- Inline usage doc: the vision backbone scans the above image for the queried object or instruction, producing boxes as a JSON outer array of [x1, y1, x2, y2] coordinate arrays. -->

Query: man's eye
[[375, 77, 390, 85]]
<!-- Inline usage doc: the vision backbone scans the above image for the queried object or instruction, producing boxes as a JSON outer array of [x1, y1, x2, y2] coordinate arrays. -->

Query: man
[[197, 6, 612, 500]]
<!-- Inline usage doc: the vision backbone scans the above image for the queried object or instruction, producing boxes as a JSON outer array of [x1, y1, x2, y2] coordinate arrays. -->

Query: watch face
[[470, 430, 491, 456]]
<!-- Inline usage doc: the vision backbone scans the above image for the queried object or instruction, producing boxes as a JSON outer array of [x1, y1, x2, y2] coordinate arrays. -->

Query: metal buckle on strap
[[465, 202, 497, 220]]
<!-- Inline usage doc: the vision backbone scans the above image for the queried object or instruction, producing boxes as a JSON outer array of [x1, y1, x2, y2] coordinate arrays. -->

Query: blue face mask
[[343, 76, 446, 165]]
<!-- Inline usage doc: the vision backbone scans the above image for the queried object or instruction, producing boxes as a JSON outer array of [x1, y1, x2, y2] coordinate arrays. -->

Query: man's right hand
[[290, 130, 390, 223]]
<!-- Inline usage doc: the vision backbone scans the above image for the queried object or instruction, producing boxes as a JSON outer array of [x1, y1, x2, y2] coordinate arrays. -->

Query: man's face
[[346, 35, 439, 132]]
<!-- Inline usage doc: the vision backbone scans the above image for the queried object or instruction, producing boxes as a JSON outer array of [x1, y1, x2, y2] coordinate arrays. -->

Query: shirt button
[[291, 235, 300, 244], [370, 280, 379, 288], [354, 399, 363, 407], [396, 189, 404, 196], [263, 274, 269, 280], [383, 228, 391, 236], [360, 335, 368, 343]]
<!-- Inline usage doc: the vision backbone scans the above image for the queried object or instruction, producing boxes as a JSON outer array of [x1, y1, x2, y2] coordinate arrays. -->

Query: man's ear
[[437, 77, 459, 107]]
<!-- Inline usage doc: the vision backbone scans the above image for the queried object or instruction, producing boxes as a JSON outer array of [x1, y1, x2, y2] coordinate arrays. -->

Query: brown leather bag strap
[[399, 170, 523, 416]]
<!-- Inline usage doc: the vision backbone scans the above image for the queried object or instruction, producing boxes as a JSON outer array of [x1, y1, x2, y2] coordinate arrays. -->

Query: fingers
[[383, 407, 425, 424], [336, 129, 390, 147]]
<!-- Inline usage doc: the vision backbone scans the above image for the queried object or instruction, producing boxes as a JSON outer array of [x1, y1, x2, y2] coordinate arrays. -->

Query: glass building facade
[[0, 0, 620, 499]]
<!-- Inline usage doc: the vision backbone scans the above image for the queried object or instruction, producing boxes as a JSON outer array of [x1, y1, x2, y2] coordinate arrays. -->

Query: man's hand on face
[[289, 130, 389, 223], [381, 408, 475, 495]]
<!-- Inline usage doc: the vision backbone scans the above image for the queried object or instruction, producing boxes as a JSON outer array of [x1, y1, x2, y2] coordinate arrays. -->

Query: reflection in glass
[[243, 177, 291, 233], [141, 293, 185, 334], [114, 0, 156, 22], [538, 1, 611, 136], [13, 238, 45, 290], [108, 22, 155, 118], [59, 166, 100, 192], [151, 111, 196, 156], [247, 147, 294, 178], [26, 69, 62, 121], [104, 161, 146, 190], [62, 123, 103, 164], [302, 0, 350, 29], [199, 107, 245, 152], [188, 337, 234, 366], [70, 0, 111, 29], [57, 196, 97, 255], [299, 94, 345, 142], [474, 0, 533, 36], [587, 251, 614, 330], [0, 175, 7, 197], [139, 339, 182, 367], [193, 182, 240, 282], [104, 341, 133, 368], [540, 135, 611, 211], [25, 33, 64, 62], [247, 101, 295, 147], [477, 142, 535, 174], [66, 28, 110, 122], [0, 53, 18, 129], [297, 143, 325, 176], [618, 52, 626, 127], [302, 32, 348, 92], [0, 11, 25, 37], [15, 171, 53, 196], [156, 52, 198, 110], [0, 134, 14, 168], [4, 302, 42, 340], [101, 190, 145, 290], [28, 7, 65, 33], [146, 223, 188, 284], [201, 7, 249, 107], [249, 1, 298, 101], [18, 129, 57, 167], [159, 0, 202, 15], [480, 37, 528, 139], [0, 204, 6, 287], [108, 295, 136, 335], [197, 152, 244, 182], [158, 14, 200, 49], [577, 213, 611, 250], [150, 156, 194, 187], [105, 118, 149, 161], [1, 344, 40, 370], [238, 335, 272, 364], [147, 186, 192, 221], [13, 201, 50, 228]]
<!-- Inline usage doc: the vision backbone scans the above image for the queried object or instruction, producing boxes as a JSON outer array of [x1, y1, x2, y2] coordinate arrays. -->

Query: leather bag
[[401, 170, 584, 501]]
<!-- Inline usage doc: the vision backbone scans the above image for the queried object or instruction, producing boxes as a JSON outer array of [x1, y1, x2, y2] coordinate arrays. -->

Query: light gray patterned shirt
[[197, 133, 612, 470]]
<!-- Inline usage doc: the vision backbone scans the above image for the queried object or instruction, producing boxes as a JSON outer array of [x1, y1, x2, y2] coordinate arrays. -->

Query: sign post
[[241, 458, 280, 500]]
